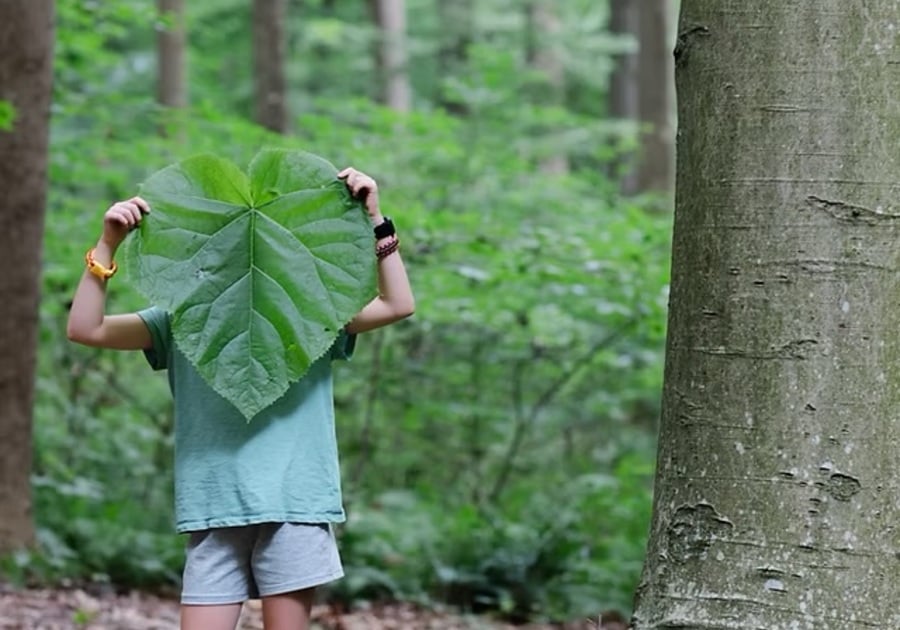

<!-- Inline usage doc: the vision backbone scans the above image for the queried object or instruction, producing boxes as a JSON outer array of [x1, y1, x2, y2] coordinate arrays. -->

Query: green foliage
[[335, 454, 653, 619], [0, 100, 16, 131], [124, 150, 376, 419], [17, 0, 671, 623]]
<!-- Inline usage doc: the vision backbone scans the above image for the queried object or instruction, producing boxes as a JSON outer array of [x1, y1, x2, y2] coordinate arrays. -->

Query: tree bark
[[157, 0, 186, 108], [252, 0, 289, 133], [525, 1, 567, 175], [368, 0, 411, 112], [633, 0, 674, 194], [0, 0, 55, 553], [633, 1, 900, 627]]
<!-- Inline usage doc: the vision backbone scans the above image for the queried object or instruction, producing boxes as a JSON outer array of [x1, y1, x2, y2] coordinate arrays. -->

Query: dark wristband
[[373, 217, 395, 239]]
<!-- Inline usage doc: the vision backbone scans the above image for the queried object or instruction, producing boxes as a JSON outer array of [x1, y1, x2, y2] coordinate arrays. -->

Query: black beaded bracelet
[[376, 236, 400, 260]]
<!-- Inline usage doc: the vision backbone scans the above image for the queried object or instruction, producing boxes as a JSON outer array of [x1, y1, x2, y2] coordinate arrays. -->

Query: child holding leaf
[[67, 161, 414, 630]]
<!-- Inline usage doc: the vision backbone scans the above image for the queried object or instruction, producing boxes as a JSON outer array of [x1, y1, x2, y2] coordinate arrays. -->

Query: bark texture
[[0, 0, 55, 552], [633, 2, 900, 628], [157, 0, 187, 108], [252, 0, 288, 133], [369, 0, 411, 112]]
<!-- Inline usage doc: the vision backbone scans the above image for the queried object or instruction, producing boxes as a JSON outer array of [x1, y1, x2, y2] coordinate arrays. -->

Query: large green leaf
[[122, 149, 377, 419]]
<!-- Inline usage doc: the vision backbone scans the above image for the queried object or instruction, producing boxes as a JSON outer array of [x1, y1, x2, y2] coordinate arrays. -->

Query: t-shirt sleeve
[[330, 329, 357, 361], [136, 306, 171, 371]]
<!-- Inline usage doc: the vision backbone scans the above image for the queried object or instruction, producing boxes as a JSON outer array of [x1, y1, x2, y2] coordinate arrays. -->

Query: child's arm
[[67, 197, 154, 350], [339, 168, 415, 335]]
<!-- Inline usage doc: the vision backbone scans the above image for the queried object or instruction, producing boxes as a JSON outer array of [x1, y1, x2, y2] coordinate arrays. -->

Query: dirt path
[[0, 585, 615, 630]]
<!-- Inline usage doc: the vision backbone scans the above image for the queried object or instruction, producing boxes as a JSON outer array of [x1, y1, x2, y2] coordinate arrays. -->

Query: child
[[67, 167, 414, 630]]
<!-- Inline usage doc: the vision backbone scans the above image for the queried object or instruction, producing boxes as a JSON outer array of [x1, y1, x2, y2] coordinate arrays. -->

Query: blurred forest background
[[4, 0, 676, 624]]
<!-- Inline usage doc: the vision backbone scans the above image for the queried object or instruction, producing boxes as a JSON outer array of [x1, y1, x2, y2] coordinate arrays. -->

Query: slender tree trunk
[[633, 0, 674, 194], [157, 0, 186, 108], [368, 0, 411, 112], [252, 0, 289, 133], [608, 0, 639, 192], [633, 1, 900, 627], [0, 0, 55, 553], [436, 0, 472, 114], [525, 0, 567, 175], [609, 0, 639, 119]]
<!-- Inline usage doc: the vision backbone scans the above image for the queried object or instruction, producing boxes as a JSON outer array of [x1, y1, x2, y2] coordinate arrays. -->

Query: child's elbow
[[396, 297, 415, 320], [66, 324, 88, 345], [66, 321, 98, 346]]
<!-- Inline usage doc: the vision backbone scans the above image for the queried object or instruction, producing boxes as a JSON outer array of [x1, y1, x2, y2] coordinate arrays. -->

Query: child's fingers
[[131, 196, 151, 214], [128, 202, 145, 222], [113, 202, 139, 225], [106, 203, 138, 227]]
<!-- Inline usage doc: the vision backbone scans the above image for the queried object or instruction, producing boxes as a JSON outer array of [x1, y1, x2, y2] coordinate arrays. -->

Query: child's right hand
[[102, 196, 150, 249]]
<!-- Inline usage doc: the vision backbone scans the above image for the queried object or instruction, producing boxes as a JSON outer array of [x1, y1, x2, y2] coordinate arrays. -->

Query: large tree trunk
[[368, 0, 411, 112], [633, 1, 900, 627], [157, 0, 186, 109], [634, 0, 674, 194], [252, 0, 288, 133], [525, 1, 567, 175], [0, 0, 55, 553]]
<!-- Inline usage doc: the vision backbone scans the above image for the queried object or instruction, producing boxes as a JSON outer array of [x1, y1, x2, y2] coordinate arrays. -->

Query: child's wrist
[[94, 239, 118, 261]]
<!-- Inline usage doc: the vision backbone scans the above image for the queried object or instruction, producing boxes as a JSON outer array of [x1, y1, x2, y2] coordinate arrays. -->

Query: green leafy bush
[[333, 454, 653, 620]]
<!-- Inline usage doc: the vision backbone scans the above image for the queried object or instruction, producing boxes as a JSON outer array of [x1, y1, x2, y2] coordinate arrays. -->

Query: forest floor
[[0, 584, 622, 630]]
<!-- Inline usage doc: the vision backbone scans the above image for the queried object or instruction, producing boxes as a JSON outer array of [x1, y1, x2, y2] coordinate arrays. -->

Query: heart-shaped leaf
[[122, 149, 377, 419]]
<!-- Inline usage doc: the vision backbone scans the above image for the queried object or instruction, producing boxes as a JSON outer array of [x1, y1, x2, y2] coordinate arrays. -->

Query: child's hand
[[102, 196, 150, 249], [338, 167, 383, 224]]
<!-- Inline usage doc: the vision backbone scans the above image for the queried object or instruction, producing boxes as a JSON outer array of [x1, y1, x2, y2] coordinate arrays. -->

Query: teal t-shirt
[[137, 306, 354, 533]]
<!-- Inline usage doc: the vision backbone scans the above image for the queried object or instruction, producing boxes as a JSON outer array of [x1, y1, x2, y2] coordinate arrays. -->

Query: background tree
[[368, 0, 411, 112], [633, 0, 673, 193], [0, 0, 55, 553], [435, 0, 473, 113], [253, 0, 288, 132], [525, 0, 567, 174], [157, 0, 187, 109], [633, 1, 900, 627], [608, 0, 639, 192], [608, 0, 674, 195]]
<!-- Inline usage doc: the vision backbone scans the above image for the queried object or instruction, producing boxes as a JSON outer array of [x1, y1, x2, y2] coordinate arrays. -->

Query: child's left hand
[[338, 167, 383, 224]]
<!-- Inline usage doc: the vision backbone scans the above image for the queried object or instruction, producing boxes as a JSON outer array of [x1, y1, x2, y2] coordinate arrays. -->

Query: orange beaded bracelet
[[85, 247, 118, 280]]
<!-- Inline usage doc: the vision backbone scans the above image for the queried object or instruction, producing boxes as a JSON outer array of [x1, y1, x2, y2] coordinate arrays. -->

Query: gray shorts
[[181, 522, 344, 605]]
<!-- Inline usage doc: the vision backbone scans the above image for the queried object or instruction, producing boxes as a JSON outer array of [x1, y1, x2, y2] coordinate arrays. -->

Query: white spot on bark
[[735, 442, 745, 455], [765, 578, 786, 592], [840, 300, 850, 313]]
